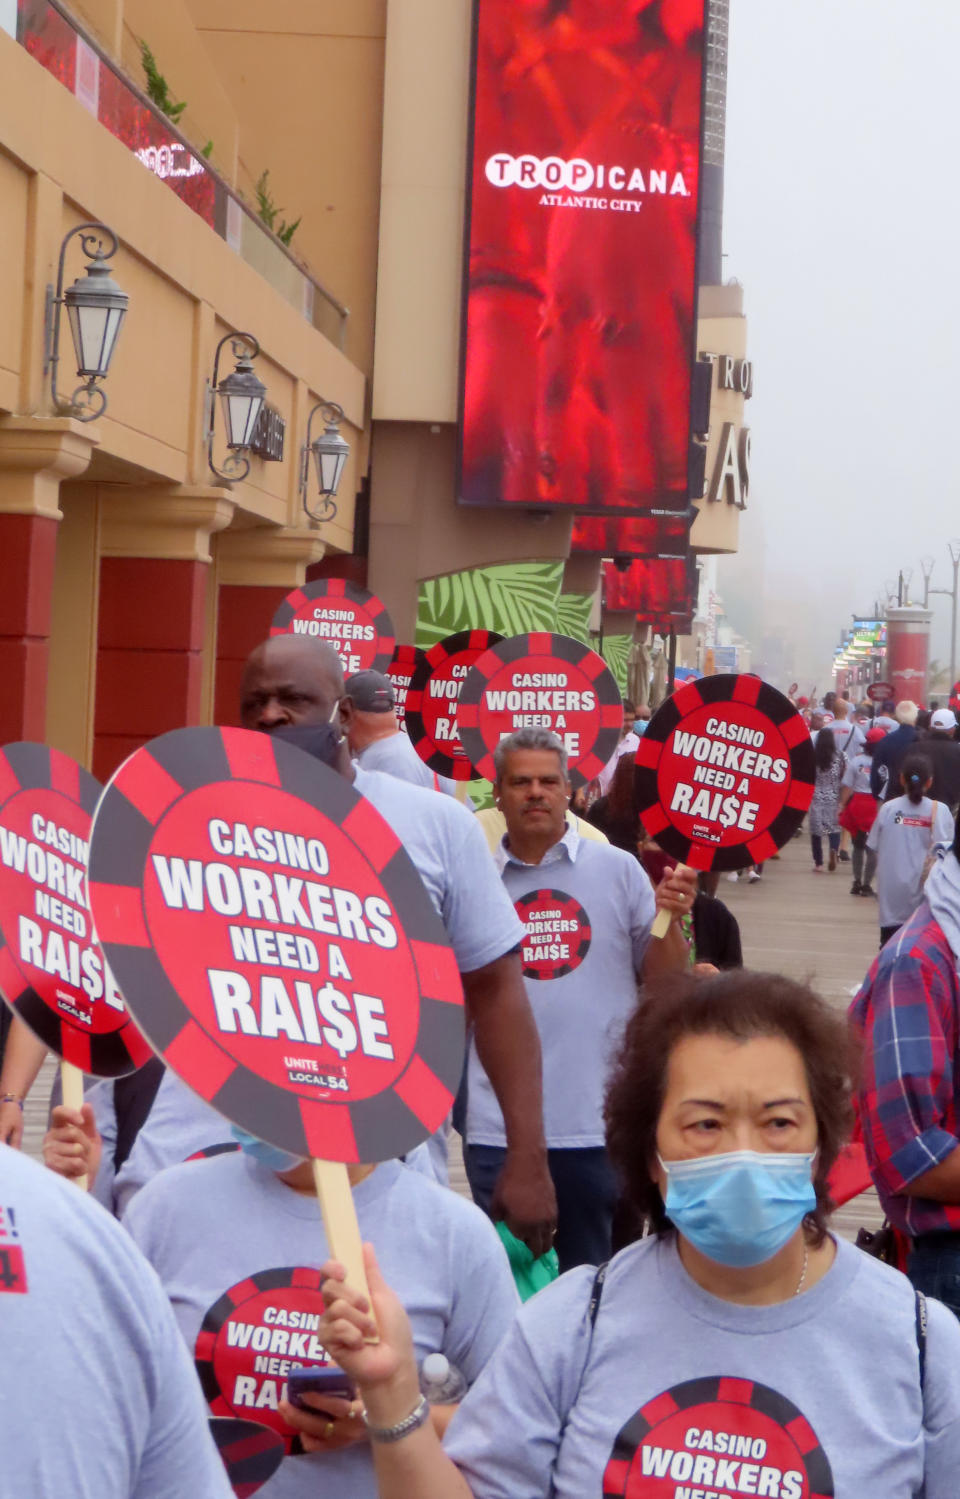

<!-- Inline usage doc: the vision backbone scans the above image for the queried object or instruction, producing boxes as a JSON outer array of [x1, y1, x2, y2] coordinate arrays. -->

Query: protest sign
[[87, 726, 464, 1295], [386, 644, 426, 733], [634, 675, 816, 876], [404, 630, 504, 780], [457, 632, 622, 786], [270, 580, 396, 677], [0, 742, 149, 1078], [867, 682, 894, 703]]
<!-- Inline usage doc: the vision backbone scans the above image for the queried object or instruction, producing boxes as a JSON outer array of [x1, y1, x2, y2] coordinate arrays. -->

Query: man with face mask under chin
[[44, 634, 557, 1256]]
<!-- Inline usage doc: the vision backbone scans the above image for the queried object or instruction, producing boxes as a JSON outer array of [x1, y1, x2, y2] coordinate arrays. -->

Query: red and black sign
[[867, 682, 894, 704], [270, 580, 396, 677], [515, 889, 591, 981], [404, 630, 504, 780], [87, 727, 464, 1163], [603, 1375, 833, 1497], [208, 1418, 285, 1498], [459, 1, 708, 514], [197, 1268, 329, 1452], [387, 645, 427, 734], [0, 743, 150, 1076], [458, 633, 623, 787], [634, 676, 816, 873]]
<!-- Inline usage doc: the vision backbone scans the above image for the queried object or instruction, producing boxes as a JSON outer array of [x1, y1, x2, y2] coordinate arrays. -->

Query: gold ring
[[324, 1421, 335, 1440]]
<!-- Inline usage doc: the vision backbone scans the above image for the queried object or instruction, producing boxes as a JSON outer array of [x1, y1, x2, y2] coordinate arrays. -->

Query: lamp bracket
[[47, 222, 120, 421], [207, 331, 261, 484], [297, 398, 347, 525]]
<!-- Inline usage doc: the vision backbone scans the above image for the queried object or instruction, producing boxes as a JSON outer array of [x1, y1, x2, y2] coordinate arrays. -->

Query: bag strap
[[587, 1262, 608, 1329], [112, 1057, 165, 1172], [915, 1288, 927, 1396], [929, 802, 939, 847]]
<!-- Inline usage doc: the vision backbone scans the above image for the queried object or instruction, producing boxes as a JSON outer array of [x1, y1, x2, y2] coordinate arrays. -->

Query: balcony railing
[[16, 0, 349, 348]]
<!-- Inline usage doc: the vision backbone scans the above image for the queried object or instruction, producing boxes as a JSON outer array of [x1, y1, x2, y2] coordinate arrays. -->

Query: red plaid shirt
[[849, 903, 960, 1236]]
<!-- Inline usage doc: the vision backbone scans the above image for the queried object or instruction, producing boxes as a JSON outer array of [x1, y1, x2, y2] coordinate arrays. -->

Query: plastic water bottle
[[418, 1353, 468, 1404]]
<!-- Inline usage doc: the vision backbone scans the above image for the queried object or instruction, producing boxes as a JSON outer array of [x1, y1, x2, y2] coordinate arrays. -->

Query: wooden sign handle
[[651, 863, 692, 941], [312, 1159, 377, 1339], [60, 1059, 88, 1192], [454, 780, 470, 804]]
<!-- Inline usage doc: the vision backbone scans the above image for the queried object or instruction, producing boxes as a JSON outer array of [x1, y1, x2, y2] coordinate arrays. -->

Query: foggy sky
[[717, 0, 960, 691]]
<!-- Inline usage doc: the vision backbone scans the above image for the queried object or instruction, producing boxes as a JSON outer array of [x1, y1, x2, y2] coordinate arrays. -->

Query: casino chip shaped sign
[[404, 630, 504, 780], [270, 579, 396, 677], [634, 676, 816, 873], [457, 632, 623, 786], [86, 727, 464, 1163], [0, 742, 150, 1076]]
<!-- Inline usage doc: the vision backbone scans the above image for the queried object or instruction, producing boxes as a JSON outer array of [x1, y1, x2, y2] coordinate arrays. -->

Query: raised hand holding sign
[[87, 727, 465, 1306]]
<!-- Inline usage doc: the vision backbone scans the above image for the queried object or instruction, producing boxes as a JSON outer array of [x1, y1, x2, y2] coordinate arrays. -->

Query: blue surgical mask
[[230, 1124, 304, 1174], [659, 1149, 816, 1268], [633, 719, 647, 737]]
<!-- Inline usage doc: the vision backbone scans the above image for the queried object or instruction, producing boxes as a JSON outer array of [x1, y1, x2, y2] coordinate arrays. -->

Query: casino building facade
[[0, 0, 750, 779]]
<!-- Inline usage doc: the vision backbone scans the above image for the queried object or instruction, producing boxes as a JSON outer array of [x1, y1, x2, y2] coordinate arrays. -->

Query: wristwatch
[[362, 1394, 430, 1444]]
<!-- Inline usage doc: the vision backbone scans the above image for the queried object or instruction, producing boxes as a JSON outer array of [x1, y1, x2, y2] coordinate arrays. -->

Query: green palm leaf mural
[[555, 592, 593, 647], [598, 634, 631, 695], [416, 560, 564, 649]]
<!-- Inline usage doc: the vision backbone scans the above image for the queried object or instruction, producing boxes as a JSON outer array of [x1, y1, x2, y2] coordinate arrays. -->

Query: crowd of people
[[3, 651, 960, 1496]]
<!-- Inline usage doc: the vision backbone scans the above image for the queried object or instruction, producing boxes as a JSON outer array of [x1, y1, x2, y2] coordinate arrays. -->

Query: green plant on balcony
[[254, 170, 302, 247], [139, 41, 186, 123]]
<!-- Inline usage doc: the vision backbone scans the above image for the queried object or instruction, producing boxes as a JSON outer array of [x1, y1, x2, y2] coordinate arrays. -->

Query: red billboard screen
[[572, 511, 691, 558], [459, 0, 707, 515], [604, 556, 697, 618]]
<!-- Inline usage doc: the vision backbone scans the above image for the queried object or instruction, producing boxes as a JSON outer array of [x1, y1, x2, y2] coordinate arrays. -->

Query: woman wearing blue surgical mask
[[313, 970, 960, 1498]]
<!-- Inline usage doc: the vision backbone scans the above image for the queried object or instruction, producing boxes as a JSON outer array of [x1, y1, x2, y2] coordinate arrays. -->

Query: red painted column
[[214, 584, 291, 726], [885, 606, 932, 706], [0, 514, 59, 744], [93, 557, 209, 782]]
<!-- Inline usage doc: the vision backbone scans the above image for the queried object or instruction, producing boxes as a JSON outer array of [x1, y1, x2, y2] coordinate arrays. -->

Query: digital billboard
[[459, 0, 708, 515], [571, 511, 691, 558], [603, 556, 697, 619]]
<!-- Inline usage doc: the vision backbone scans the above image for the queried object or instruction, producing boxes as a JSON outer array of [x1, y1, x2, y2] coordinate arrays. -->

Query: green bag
[[495, 1221, 559, 1301]]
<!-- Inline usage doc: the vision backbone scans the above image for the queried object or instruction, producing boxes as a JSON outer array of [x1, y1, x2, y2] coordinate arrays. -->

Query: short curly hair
[[605, 969, 858, 1245]]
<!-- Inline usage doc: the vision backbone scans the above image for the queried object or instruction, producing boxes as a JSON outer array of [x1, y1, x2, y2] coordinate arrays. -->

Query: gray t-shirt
[[841, 751, 873, 796], [466, 830, 655, 1148], [829, 718, 864, 757], [868, 794, 955, 927], [89, 1068, 236, 1217], [445, 1233, 960, 1499], [356, 732, 458, 795], [125, 1152, 518, 1499], [0, 1144, 232, 1499], [352, 764, 524, 972]]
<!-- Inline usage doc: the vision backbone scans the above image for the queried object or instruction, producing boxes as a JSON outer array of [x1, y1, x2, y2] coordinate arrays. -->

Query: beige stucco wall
[[0, 28, 365, 530]]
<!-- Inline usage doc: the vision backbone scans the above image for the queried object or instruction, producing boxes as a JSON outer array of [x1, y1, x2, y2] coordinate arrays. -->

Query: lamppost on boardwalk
[[925, 540, 960, 692], [44, 223, 129, 421]]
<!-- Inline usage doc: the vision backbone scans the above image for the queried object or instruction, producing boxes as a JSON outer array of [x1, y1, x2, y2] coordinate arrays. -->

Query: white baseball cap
[[931, 708, 957, 732]]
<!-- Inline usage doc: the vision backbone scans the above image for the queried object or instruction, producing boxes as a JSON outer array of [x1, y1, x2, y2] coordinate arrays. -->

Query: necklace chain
[[794, 1242, 809, 1297]]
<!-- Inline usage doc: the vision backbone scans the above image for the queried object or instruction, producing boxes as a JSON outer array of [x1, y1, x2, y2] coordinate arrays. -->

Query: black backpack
[[112, 1057, 165, 1172]]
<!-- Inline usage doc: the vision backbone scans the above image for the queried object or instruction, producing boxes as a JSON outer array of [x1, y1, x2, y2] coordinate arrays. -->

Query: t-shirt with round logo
[[444, 1233, 960, 1498], [124, 1151, 518, 1499], [466, 830, 655, 1149], [867, 794, 955, 928]]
